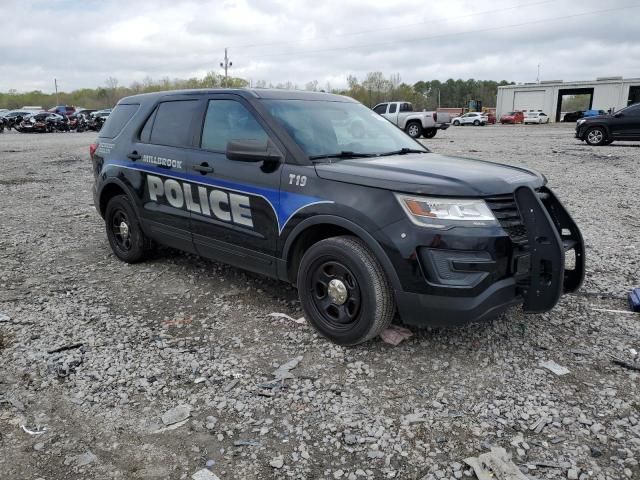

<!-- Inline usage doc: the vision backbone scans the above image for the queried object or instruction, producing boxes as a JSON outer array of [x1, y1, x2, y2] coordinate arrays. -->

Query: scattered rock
[[161, 404, 191, 425], [269, 455, 284, 469]]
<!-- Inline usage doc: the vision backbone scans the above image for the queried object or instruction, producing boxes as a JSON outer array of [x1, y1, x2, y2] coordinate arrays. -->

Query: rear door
[[129, 96, 201, 253], [185, 94, 285, 275]]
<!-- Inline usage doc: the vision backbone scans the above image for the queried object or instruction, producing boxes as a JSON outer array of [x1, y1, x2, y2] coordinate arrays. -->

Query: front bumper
[[390, 186, 584, 327]]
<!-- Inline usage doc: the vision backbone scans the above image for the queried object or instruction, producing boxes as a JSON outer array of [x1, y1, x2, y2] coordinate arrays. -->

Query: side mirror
[[226, 138, 282, 163]]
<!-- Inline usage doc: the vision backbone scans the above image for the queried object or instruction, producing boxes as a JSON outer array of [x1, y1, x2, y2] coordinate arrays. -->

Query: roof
[[119, 88, 355, 104], [498, 77, 640, 90]]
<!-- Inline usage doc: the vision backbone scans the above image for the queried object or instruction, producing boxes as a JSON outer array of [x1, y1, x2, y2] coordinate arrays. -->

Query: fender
[[278, 214, 402, 290], [96, 176, 143, 220]]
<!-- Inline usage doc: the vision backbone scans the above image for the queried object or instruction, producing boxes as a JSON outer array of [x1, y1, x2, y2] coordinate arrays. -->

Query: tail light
[[89, 143, 98, 160], [432, 112, 437, 121]]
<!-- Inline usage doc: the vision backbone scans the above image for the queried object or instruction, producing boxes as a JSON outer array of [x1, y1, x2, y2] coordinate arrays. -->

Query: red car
[[500, 111, 524, 124], [486, 113, 496, 124]]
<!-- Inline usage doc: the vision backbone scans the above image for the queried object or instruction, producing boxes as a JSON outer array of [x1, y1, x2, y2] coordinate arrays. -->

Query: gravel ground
[[0, 124, 638, 480]]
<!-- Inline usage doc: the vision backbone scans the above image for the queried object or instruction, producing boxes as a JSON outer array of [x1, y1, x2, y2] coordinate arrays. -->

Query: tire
[[453, 120, 460, 126], [473, 120, 480, 126], [297, 236, 395, 346], [405, 121, 422, 139], [105, 194, 150, 263], [423, 128, 437, 139], [585, 127, 607, 146]]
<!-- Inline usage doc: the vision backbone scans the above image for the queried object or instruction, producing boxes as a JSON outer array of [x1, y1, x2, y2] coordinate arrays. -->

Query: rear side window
[[200, 100, 268, 151], [149, 100, 199, 147], [100, 104, 139, 138]]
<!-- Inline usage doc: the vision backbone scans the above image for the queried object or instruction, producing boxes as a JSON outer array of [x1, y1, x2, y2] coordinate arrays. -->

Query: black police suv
[[575, 102, 640, 146], [91, 89, 584, 345]]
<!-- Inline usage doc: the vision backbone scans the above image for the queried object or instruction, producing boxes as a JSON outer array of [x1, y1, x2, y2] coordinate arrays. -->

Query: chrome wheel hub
[[327, 279, 348, 305], [588, 130, 603, 143], [119, 221, 130, 239]]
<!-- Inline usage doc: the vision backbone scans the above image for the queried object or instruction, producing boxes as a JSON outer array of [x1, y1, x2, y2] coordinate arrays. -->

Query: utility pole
[[54, 78, 59, 106], [536, 64, 541, 84], [220, 48, 232, 87]]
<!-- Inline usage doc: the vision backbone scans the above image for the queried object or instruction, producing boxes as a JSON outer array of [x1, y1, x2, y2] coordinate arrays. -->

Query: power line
[[237, 5, 639, 62], [231, 0, 559, 51]]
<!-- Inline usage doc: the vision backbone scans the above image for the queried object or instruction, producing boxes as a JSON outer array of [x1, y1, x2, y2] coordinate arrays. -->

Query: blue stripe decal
[[109, 160, 331, 233]]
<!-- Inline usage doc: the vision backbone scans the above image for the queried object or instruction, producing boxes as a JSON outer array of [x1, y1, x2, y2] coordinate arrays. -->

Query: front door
[[185, 95, 285, 275], [612, 103, 640, 138]]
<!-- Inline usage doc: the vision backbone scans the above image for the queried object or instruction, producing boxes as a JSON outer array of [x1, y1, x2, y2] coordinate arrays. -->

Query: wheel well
[[99, 183, 126, 217], [286, 224, 353, 283]]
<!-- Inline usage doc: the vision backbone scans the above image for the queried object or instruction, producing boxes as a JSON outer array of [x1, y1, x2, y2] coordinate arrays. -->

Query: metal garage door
[[513, 90, 545, 111]]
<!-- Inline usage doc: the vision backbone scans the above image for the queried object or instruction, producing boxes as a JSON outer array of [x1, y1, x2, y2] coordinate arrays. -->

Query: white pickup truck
[[372, 101, 451, 139]]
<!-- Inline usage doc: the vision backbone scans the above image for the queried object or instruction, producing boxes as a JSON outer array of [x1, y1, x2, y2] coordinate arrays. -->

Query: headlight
[[30, 117, 36, 123], [576, 119, 586, 126], [395, 194, 498, 229]]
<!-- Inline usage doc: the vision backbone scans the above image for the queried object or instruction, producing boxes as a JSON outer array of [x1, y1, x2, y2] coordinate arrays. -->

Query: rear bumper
[[393, 186, 584, 327]]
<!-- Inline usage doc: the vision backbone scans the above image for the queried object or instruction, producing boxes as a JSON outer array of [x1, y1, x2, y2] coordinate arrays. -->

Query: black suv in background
[[576, 102, 640, 146], [91, 89, 584, 345]]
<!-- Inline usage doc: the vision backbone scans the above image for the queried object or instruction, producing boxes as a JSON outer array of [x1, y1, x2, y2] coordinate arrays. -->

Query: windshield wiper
[[309, 151, 376, 161], [379, 148, 428, 156]]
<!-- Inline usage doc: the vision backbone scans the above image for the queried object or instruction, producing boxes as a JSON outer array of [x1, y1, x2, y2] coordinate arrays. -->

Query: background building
[[496, 77, 640, 122]]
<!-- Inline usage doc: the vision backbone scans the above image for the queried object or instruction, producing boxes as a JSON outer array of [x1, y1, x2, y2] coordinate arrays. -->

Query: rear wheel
[[585, 127, 607, 146], [297, 236, 395, 345], [405, 122, 422, 139], [423, 128, 437, 139], [105, 194, 150, 263]]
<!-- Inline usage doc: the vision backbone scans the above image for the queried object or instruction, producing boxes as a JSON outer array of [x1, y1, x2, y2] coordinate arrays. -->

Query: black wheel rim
[[110, 208, 132, 251], [308, 260, 361, 330]]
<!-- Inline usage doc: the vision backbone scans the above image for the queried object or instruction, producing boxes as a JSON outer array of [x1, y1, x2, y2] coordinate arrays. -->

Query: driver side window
[[201, 100, 268, 151]]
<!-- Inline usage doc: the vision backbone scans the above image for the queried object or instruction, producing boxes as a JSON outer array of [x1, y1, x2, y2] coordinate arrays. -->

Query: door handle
[[192, 163, 214, 174], [127, 151, 141, 160]]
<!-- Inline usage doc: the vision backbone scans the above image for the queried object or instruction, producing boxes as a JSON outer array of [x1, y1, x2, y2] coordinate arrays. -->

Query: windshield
[[262, 99, 428, 157]]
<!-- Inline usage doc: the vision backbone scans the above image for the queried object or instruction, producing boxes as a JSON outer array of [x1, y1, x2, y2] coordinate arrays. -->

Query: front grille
[[485, 194, 528, 245]]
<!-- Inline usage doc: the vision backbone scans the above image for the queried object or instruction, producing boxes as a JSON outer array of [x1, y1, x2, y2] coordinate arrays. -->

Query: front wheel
[[405, 122, 422, 139], [105, 194, 151, 263], [585, 127, 607, 146], [453, 120, 460, 126], [297, 236, 395, 346], [473, 120, 480, 126], [423, 128, 437, 139]]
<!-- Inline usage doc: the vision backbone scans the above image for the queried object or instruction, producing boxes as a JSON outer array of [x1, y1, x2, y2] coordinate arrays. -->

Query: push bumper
[[394, 186, 585, 327]]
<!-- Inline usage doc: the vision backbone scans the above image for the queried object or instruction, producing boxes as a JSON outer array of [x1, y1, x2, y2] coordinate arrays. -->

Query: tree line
[[0, 72, 513, 110]]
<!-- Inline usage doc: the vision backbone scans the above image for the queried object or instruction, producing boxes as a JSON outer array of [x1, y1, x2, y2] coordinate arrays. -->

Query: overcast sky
[[1, 0, 639, 93]]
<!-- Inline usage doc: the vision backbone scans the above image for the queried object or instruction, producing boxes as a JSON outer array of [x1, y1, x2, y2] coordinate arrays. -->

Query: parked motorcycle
[[69, 113, 88, 132]]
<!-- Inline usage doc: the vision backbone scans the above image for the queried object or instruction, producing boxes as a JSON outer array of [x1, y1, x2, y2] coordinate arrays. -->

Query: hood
[[314, 153, 544, 196]]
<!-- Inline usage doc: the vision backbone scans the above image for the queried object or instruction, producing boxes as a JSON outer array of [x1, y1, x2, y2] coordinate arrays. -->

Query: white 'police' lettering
[[147, 174, 253, 228]]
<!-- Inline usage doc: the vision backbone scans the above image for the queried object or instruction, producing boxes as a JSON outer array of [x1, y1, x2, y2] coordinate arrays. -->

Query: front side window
[[263, 99, 428, 157], [200, 100, 268, 151], [373, 104, 388, 114], [149, 100, 199, 147], [388, 103, 397, 114]]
